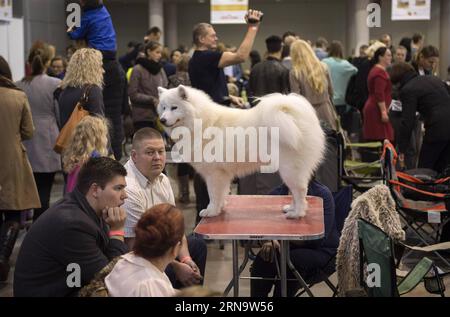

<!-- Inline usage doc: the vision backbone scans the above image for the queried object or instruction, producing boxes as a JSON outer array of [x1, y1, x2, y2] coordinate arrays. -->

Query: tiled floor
[[1, 163, 450, 297]]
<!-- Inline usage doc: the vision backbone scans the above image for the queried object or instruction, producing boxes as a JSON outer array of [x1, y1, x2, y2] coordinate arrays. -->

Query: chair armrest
[[401, 241, 450, 253], [397, 257, 433, 295]]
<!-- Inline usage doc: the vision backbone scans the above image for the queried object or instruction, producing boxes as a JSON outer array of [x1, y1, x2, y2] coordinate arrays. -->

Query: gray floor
[[1, 163, 449, 297]]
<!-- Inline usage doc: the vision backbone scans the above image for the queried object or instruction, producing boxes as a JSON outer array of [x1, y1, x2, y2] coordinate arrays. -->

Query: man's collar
[[266, 55, 281, 61], [129, 159, 164, 188]]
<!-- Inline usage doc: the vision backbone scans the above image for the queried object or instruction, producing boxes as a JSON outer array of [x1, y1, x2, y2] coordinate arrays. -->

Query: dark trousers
[[133, 121, 157, 134], [33, 172, 55, 221], [165, 234, 207, 289], [0, 211, 22, 227], [178, 163, 193, 177], [250, 246, 334, 297], [194, 173, 209, 224], [336, 105, 361, 135], [418, 140, 450, 174], [390, 111, 420, 170]]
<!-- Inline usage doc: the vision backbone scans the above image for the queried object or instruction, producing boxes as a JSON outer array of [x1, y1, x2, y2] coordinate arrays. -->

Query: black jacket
[[347, 57, 371, 110], [57, 85, 105, 128], [397, 71, 450, 153], [14, 189, 128, 297], [248, 57, 290, 97]]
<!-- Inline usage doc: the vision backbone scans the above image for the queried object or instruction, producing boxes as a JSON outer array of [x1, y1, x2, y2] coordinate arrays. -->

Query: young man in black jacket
[[14, 157, 129, 297]]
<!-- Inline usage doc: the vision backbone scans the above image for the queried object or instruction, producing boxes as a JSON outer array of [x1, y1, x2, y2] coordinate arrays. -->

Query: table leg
[[280, 240, 288, 297], [286, 249, 314, 297], [232, 240, 239, 297], [224, 243, 251, 296]]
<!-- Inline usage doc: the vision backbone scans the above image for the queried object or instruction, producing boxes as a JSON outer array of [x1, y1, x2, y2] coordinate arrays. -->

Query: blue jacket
[[69, 5, 117, 52]]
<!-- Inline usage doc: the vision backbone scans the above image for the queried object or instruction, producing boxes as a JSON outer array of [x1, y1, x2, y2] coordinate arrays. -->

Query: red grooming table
[[194, 195, 325, 297]]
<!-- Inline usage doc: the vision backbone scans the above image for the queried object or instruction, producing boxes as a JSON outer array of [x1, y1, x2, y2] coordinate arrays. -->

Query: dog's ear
[[178, 85, 188, 100], [158, 87, 168, 97]]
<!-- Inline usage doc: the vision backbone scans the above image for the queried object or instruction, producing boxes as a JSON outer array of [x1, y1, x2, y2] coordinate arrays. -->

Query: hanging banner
[[0, 0, 12, 21], [211, 0, 248, 24], [392, 0, 431, 21]]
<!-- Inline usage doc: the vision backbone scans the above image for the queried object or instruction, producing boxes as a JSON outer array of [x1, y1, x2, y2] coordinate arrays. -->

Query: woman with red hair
[[105, 204, 185, 297]]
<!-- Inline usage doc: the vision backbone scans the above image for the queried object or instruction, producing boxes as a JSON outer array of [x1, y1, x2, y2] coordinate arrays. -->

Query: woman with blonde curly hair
[[57, 48, 105, 128], [289, 39, 338, 131], [62, 115, 110, 193]]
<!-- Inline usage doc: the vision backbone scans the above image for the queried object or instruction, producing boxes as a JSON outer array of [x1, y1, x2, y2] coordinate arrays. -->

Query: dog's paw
[[282, 204, 294, 213], [285, 211, 300, 219], [199, 208, 221, 218], [285, 209, 306, 219]]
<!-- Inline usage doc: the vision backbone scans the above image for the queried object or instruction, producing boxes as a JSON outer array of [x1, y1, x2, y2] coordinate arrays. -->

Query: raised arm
[[218, 9, 263, 68]]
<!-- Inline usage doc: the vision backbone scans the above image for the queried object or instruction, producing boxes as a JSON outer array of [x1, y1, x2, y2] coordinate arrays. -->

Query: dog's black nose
[[160, 118, 167, 125]]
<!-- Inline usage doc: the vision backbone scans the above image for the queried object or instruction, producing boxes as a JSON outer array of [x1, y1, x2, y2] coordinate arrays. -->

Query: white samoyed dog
[[157, 85, 325, 219]]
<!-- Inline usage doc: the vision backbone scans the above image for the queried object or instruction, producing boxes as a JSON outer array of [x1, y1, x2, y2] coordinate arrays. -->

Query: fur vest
[[336, 185, 405, 296]]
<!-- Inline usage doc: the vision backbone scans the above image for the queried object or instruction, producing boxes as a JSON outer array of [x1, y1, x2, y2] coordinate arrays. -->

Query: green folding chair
[[358, 219, 446, 297]]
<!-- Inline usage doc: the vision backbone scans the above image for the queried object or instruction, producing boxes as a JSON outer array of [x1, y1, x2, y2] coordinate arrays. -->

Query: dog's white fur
[[157, 86, 325, 219]]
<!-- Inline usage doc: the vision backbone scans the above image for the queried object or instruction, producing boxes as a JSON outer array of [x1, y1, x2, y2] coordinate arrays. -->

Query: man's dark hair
[[265, 35, 283, 54], [412, 33, 424, 44], [127, 41, 139, 48], [388, 62, 415, 85], [76, 157, 127, 195], [282, 31, 296, 42], [418, 45, 439, 59], [328, 41, 344, 59], [315, 37, 328, 49], [146, 27, 161, 36]]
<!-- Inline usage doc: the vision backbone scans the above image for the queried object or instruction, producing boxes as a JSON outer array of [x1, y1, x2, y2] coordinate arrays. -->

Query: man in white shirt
[[123, 128, 207, 288]]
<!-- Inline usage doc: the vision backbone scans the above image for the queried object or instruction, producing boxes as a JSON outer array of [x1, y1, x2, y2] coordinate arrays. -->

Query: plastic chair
[[358, 219, 446, 297]]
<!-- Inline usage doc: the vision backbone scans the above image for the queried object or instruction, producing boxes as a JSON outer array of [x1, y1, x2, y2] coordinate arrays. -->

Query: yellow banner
[[211, 5, 248, 11]]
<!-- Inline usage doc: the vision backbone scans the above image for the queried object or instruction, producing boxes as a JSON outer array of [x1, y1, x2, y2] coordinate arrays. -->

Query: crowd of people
[[0, 0, 449, 297]]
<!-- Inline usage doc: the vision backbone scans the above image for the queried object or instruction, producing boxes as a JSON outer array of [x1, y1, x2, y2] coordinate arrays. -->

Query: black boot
[[0, 221, 20, 282]]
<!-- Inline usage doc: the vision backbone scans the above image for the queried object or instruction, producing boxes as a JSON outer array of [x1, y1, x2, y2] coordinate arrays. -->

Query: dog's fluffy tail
[[257, 94, 321, 151]]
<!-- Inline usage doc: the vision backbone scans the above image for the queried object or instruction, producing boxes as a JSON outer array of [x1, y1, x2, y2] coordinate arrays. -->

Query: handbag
[[54, 86, 91, 154]]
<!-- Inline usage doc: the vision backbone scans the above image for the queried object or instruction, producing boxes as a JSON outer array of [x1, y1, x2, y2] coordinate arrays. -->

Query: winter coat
[[16, 75, 62, 173], [336, 185, 405, 296], [248, 57, 290, 97], [0, 87, 41, 210], [128, 61, 168, 124]]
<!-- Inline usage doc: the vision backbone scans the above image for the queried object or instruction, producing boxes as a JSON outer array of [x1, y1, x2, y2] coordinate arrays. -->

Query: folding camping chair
[[337, 132, 384, 194], [358, 219, 448, 297], [381, 140, 450, 267]]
